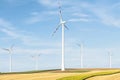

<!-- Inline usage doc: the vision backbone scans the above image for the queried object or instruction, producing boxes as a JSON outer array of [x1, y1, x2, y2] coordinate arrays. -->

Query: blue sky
[[0, 0, 120, 72]]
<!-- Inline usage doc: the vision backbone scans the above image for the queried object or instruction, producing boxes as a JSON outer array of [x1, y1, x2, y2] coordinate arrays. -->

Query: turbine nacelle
[[52, 20, 69, 37], [2, 44, 14, 54], [61, 21, 66, 24]]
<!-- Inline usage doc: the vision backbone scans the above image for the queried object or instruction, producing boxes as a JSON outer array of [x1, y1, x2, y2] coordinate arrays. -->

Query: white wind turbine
[[52, 0, 69, 71], [32, 53, 41, 70], [77, 43, 83, 68], [2, 44, 14, 72], [108, 50, 112, 68]]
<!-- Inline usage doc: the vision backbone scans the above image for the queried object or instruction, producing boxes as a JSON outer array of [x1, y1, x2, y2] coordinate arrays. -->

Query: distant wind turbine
[[52, 0, 69, 71], [108, 50, 112, 68], [77, 43, 83, 68], [2, 44, 14, 72], [32, 53, 41, 70]]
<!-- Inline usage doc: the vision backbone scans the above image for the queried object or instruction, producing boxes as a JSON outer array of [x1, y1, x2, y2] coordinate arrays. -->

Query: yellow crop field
[[57, 69, 120, 80], [0, 72, 81, 80], [87, 73, 120, 80], [0, 69, 120, 80]]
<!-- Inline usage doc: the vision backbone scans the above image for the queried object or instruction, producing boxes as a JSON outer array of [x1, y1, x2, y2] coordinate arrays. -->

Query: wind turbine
[[2, 44, 14, 72], [32, 53, 41, 70], [77, 43, 83, 68], [52, 0, 69, 71], [108, 50, 112, 68]]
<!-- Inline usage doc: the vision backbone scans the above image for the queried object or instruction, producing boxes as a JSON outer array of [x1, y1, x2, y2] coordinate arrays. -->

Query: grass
[[0, 69, 59, 75], [54, 69, 90, 73], [57, 70, 120, 80], [0, 69, 90, 75]]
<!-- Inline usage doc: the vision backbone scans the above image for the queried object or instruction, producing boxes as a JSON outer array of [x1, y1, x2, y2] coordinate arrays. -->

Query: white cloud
[[12, 47, 60, 54], [68, 18, 91, 22], [73, 13, 89, 18], [0, 18, 19, 39], [25, 11, 57, 24], [25, 15, 42, 24], [72, 1, 120, 28], [0, 18, 62, 50], [79, 28, 95, 32], [68, 12, 92, 22], [1, 28, 18, 38], [34, 0, 120, 27], [92, 7, 120, 27], [60, 0, 120, 28], [0, 18, 38, 45], [37, 0, 57, 7], [0, 18, 14, 29], [30, 12, 39, 16]]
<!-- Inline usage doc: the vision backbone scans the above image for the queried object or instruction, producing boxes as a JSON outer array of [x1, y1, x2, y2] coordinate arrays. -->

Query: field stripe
[[87, 73, 120, 80]]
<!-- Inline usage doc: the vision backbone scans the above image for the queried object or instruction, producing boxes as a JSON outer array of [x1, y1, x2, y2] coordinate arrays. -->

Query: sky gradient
[[0, 0, 120, 72]]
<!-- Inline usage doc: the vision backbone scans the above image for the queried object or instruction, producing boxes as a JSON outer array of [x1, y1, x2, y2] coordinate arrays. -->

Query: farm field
[[0, 72, 79, 80], [0, 69, 86, 80], [87, 73, 120, 80], [0, 69, 120, 80]]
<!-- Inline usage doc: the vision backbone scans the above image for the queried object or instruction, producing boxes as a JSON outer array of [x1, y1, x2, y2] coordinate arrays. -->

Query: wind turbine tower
[[52, 0, 69, 71], [2, 44, 14, 72], [77, 43, 83, 68], [32, 53, 41, 70], [108, 50, 112, 68]]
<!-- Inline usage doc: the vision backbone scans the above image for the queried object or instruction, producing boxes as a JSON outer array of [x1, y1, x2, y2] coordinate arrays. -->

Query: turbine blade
[[31, 55, 35, 58], [64, 25, 69, 30], [52, 24, 61, 36], [58, 0, 63, 22], [2, 48, 9, 51], [38, 54, 41, 56], [59, 10, 63, 22], [10, 44, 14, 50], [76, 43, 81, 47]]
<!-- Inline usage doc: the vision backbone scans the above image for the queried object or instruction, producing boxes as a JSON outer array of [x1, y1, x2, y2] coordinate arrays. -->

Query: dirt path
[[87, 73, 120, 80]]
